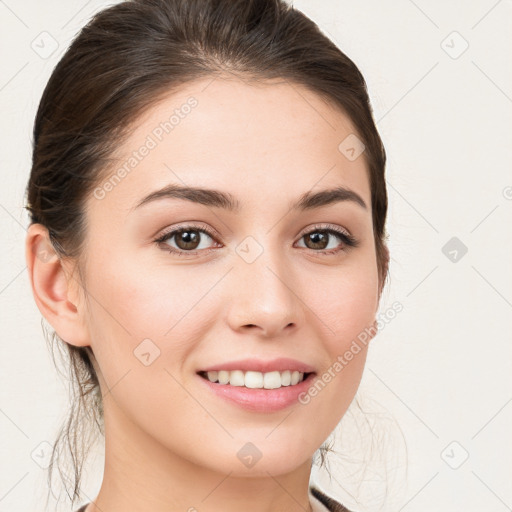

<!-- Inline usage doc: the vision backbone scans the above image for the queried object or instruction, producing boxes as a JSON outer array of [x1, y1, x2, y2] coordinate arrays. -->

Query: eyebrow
[[132, 183, 367, 213]]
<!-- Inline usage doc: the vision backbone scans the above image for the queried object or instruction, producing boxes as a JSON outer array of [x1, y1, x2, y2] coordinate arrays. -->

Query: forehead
[[89, 76, 371, 217]]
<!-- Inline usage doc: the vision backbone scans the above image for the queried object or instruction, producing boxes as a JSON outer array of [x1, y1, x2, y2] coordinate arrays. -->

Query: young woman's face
[[78, 76, 380, 477]]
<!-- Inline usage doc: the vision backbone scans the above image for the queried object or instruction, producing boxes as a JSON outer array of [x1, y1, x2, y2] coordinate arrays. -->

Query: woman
[[24, 0, 389, 510]]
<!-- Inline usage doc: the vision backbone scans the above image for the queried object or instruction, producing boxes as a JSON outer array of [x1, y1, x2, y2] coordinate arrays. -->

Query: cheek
[[313, 259, 379, 349], [83, 255, 212, 449], [90, 249, 211, 338], [83, 249, 213, 392], [322, 286, 378, 352], [297, 260, 378, 413]]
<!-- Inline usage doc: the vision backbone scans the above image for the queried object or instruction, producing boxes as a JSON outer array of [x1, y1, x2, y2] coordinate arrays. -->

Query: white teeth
[[245, 371, 263, 388], [204, 370, 307, 388], [280, 370, 291, 386], [263, 371, 281, 389], [229, 370, 245, 387], [217, 370, 228, 384]]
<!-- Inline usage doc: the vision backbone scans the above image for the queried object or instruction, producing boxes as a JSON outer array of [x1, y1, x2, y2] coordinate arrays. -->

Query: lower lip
[[197, 372, 317, 413]]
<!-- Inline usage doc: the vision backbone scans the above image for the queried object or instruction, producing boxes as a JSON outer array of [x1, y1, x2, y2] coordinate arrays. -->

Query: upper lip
[[198, 357, 316, 374]]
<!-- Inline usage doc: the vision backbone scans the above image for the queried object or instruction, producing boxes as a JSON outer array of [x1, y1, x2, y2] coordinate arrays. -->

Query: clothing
[[309, 484, 353, 512], [74, 484, 352, 512]]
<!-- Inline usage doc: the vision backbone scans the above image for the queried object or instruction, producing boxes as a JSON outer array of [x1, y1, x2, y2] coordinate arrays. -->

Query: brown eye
[[155, 225, 218, 256], [303, 231, 330, 250], [296, 225, 359, 255], [173, 229, 201, 250]]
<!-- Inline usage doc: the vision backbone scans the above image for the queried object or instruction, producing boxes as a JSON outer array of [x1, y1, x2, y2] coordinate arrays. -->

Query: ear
[[25, 223, 90, 347], [378, 243, 390, 299], [371, 243, 390, 337]]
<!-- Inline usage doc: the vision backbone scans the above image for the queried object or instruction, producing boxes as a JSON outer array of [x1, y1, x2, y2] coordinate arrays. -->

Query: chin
[[203, 436, 316, 477]]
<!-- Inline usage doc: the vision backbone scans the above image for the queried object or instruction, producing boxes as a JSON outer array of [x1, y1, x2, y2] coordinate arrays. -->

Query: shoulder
[[309, 484, 355, 512]]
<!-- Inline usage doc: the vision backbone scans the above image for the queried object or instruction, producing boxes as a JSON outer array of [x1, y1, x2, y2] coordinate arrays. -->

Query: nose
[[225, 246, 305, 338]]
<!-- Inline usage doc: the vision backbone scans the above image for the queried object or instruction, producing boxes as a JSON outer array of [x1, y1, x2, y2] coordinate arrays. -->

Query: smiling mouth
[[197, 370, 315, 389]]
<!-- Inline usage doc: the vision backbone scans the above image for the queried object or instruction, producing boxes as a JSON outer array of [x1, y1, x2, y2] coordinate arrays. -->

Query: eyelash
[[154, 222, 359, 257]]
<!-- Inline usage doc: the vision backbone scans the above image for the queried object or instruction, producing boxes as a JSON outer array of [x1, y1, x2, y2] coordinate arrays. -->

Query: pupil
[[308, 232, 327, 249], [178, 230, 199, 249]]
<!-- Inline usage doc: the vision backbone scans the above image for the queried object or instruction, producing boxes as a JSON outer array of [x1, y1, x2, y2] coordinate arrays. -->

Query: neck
[[87, 398, 314, 512]]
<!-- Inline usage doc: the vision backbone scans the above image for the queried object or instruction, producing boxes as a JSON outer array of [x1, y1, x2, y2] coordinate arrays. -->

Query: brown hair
[[25, 0, 388, 507]]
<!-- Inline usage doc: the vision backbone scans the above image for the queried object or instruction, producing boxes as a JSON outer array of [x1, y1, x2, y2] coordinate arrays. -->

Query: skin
[[26, 75, 388, 512]]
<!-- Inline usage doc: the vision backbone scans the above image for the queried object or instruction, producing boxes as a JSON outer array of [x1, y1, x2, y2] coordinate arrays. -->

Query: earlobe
[[25, 223, 90, 348]]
